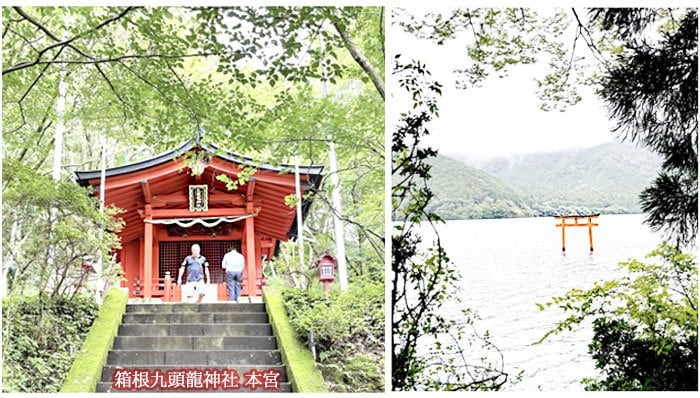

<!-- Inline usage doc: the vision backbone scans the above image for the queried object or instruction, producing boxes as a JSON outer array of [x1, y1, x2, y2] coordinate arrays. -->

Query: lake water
[[419, 214, 660, 391]]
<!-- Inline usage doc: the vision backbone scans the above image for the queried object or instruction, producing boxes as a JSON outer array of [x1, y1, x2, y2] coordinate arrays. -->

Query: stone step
[[118, 323, 273, 337], [112, 336, 278, 351], [96, 381, 293, 393], [125, 303, 266, 313], [107, 350, 282, 366], [122, 312, 269, 324], [101, 365, 287, 384]]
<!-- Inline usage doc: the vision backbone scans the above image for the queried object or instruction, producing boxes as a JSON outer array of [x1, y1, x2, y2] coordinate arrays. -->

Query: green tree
[[3, 6, 384, 392], [538, 244, 697, 390], [392, 56, 509, 391], [593, 9, 697, 247], [405, 7, 697, 246], [3, 5, 385, 292], [391, 8, 578, 390], [530, 8, 697, 390]]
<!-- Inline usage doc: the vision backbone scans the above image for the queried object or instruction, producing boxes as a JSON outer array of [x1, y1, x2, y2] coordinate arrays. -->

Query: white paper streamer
[[144, 214, 254, 228]]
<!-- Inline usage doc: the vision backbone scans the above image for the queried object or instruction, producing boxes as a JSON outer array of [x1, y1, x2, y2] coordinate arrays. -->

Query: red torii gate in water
[[75, 140, 323, 301], [554, 214, 599, 252]]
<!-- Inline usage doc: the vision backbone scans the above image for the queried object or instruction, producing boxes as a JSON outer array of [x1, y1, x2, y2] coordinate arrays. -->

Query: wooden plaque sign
[[189, 184, 208, 212]]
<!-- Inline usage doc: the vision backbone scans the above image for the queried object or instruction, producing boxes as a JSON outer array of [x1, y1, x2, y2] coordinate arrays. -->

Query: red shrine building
[[75, 140, 322, 301]]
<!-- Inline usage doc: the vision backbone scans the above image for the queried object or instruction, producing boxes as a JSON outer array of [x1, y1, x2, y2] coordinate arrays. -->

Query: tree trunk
[[330, 17, 385, 100], [46, 59, 67, 294], [327, 141, 349, 291]]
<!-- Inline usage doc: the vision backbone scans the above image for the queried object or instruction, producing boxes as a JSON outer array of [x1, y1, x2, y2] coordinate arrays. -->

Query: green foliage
[[392, 56, 508, 391], [321, 354, 384, 393], [395, 8, 578, 111], [3, 3, 384, 302], [397, 5, 696, 392], [284, 193, 301, 207], [253, 83, 385, 273], [583, 318, 697, 391], [538, 244, 698, 390], [3, 8, 384, 394], [401, 7, 697, 239], [3, 6, 384, 155], [1, 293, 98, 392], [534, 11, 698, 390], [2, 158, 123, 298], [263, 287, 328, 393], [61, 287, 129, 392], [281, 278, 384, 392], [181, 150, 213, 176], [214, 166, 256, 191], [484, 142, 661, 216]]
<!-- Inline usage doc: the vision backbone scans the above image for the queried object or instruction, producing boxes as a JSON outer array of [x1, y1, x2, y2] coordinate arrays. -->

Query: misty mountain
[[424, 154, 537, 220], [424, 142, 661, 220]]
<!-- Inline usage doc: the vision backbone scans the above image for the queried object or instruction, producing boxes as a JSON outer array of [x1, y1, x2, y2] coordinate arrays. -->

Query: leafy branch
[[391, 54, 508, 391]]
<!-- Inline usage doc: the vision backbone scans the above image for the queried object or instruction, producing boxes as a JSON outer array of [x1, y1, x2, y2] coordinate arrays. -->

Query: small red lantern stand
[[76, 260, 97, 293], [316, 252, 338, 296]]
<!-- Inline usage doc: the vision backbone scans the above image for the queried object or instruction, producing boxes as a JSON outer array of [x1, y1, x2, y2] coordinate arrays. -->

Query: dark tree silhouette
[[537, 10, 698, 391], [593, 8, 698, 247]]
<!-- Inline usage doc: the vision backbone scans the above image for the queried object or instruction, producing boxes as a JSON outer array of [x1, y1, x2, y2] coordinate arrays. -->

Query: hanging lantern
[[189, 158, 207, 176], [188, 151, 210, 176]]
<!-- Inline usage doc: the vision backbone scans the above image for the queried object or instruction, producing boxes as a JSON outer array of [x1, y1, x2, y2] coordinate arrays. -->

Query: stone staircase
[[96, 303, 291, 393]]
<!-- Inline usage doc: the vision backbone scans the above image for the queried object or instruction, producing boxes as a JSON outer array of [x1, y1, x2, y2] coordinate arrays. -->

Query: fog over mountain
[[425, 142, 662, 220]]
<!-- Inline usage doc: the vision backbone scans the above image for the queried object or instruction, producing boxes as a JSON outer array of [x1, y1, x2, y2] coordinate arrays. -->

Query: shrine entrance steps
[[96, 303, 291, 393]]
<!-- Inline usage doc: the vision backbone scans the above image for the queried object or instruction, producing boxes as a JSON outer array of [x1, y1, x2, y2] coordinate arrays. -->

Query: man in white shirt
[[221, 246, 245, 302]]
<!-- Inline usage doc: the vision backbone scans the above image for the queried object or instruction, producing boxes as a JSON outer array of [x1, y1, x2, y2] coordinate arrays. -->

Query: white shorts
[[185, 280, 205, 298]]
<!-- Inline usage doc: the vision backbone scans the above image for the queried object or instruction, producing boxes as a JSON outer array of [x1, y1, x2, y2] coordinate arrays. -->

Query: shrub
[[320, 354, 385, 393], [1, 294, 98, 392], [539, 243, 698, 391], [281, 277, 384, 392], [585, 318, 697, 391]]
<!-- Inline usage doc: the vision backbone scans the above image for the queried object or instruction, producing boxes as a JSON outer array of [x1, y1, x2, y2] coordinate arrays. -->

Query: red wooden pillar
[[255, 234, 263, 295], [138, 237, 144, 296], [144, 219, 154, 298], [245, 216, 256, 297], [561, 221, 566, 252]]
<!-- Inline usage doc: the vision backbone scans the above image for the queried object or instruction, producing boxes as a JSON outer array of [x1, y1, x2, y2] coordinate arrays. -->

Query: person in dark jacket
[[177, 243, 210, 304]]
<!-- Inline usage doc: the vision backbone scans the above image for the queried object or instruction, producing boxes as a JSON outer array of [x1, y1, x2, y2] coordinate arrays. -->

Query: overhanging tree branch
[[93, 63, 129, 122], [31, 52, 218, 66], [4, 6, 140, 75], [571, 8, 611, 67], [12, 6, 61, 41], [330, 17, 385, 100], [17, 45, 67, 104]]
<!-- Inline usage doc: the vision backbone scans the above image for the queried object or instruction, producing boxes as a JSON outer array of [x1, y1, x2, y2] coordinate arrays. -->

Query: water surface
[[420, 214, 660, 390]]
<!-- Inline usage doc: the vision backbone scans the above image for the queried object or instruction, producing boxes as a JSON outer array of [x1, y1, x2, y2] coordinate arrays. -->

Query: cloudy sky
[[388, 8, 621, 164]]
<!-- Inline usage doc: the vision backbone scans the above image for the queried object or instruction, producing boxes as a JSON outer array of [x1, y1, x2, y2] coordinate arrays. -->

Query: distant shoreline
[[436, 212, 645, 222], [392, 212, 646, 223]]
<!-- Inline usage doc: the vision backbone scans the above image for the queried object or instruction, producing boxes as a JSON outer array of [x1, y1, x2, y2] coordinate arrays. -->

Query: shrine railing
[[132, 273, 180, 302], [131, 273, 267, 301]]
